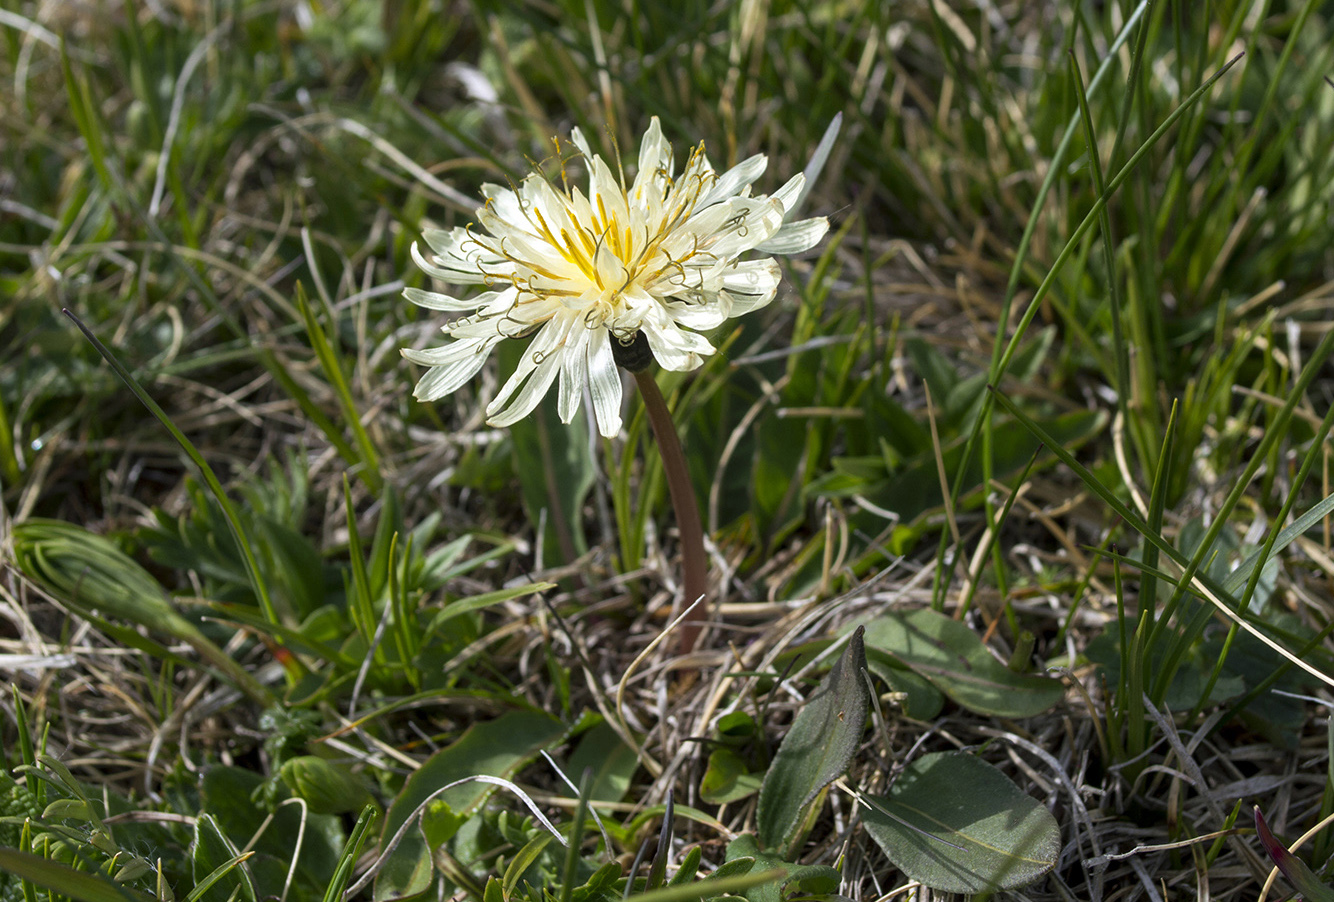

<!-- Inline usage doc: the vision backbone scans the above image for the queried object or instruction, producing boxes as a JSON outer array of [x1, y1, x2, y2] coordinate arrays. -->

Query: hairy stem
[[634, 370, 708, 654]]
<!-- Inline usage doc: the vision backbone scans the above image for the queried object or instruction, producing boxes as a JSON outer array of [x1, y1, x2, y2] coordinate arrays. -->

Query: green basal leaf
[[279, 756, 373, 816], [861, 647, 944, 721], [12, 519, 271, 703], [564, 721, 640, 804], [190, 813, 257, 902], [861, 752, 1060, 894], [0, 849, 156, 902], [374, 710, 568, 901], [756, 626, 868, 854], [722, 835, 839, 902], [700, 748, 763, 806], [860, 609, 1063, 718]]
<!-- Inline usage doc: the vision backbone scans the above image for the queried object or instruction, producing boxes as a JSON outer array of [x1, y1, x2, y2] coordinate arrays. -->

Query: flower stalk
[[632, 369, 708, 654]]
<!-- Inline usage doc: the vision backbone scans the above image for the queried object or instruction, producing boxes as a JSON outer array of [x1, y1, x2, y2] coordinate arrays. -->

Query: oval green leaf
[[700, 747, 763, 805], [861, 609, 1063, 718], [861, 751, 1060, 894]]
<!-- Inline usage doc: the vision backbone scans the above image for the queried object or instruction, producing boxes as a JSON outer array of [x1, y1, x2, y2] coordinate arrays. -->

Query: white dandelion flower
[[402, 116, 829, 438]]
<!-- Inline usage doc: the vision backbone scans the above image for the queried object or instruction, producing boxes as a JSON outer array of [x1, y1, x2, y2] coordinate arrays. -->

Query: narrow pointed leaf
[[1223, 490, 1334, 596], [1255, 807, 1334, 902], [0, 849, 155, 902], [757, 627, 868, 852]]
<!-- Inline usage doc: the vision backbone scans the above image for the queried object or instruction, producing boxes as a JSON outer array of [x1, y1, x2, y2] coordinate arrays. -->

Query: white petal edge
[[754, 217, 830, 254], [718, 259, 782, 316], [557, 325, 592, 424], [700, 153, 767, 208], [486, 349, 562, 427], [404, 286, 514, 312], [410, 240, 502, 285], [586, 329, 623, 437], [631, 117, 671, 197], [405, 339, 497, 400]]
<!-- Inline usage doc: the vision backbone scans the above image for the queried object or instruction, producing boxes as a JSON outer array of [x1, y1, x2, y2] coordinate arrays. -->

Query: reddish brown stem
[[634, 370, 708, 654]]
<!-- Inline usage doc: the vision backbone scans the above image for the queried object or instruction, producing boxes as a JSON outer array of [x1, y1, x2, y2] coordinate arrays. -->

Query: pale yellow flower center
[[474, 145, 720, 324]]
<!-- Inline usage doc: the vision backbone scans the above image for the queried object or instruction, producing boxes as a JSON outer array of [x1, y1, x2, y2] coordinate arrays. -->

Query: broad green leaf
[[564, 720, 640, 803], [668, 847, 702, 886], [1255, 807, 1334, 902], [501, 833, 558, 898], [0, 849, 155, 902], [715, 711, 759, 746], [756, 627, 868, 854], [198, 765, 345, 899], [374, 710, 568, 901], [860, 647, 944, 720], [41, 797, 95, 822], [700, 748, 763, 805], [191, 813, 257, 902], [723, 834, 839, 902], [861, 751, 1060, 894], [860, 609, 1063, 718], [279, 756, 373, 815], [12, 519, 270, 704]]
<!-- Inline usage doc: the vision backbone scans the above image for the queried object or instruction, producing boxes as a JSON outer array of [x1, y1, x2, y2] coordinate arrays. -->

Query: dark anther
[[611, 330, 654, 373]]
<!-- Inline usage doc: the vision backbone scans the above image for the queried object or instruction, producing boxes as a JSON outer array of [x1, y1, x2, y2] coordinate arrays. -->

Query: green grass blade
[[62, 310, 289, 646], [294, 281, 384, 494], [988, 383, 1334, 692], [321, 805, 379, 902], [1067, 47, 1132, 465]]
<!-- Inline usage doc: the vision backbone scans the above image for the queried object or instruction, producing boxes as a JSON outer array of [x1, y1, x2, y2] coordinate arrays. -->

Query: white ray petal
[[486, 348, 562, 427], [700, 153, 767, 208], [558, 324, 593, 423], [406, 339, 496, 399], [404, 286, 514, 312], [586, 329, 623, 437], [754, 217, 829, 254]]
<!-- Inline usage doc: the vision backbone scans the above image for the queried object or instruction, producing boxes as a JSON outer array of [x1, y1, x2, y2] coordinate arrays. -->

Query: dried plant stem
[[634, 370, 708, 654]]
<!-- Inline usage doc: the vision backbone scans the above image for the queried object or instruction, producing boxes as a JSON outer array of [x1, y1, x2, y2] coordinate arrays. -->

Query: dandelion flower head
[[402, 117, 829, 437]]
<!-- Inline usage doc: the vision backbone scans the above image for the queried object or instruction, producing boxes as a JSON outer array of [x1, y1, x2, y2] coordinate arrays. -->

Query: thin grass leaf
[[321, 805, 379, 902], [62, 311, 287, 640], [294, 281, 383, 494], [989, 384, 1334, 691]]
